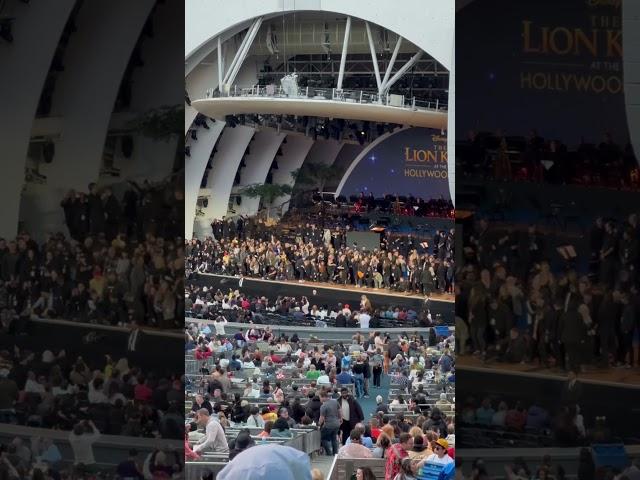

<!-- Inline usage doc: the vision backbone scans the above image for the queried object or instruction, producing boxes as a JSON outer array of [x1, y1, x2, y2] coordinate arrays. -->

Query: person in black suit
[[338, 387, 364, 444]]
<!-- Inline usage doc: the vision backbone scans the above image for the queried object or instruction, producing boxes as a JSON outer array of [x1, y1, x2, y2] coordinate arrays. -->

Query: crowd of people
[[184, 319, 456, 480], [458, 382, 616, 449], [458, 129, 639, 190], [0, 177, 184, 331], [0, 175, 186, 479], [457, 214, 640, 371], [0, 343, 183, 479], [185, 287, 440, 328], [187, 220, 454, 295]]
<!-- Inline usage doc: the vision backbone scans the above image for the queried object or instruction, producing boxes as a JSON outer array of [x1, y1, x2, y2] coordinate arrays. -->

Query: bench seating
[[329, 458, 386, 480]]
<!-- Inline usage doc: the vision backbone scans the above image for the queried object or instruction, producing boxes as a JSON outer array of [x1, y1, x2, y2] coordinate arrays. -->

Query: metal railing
[[204, 85, 447, 113]]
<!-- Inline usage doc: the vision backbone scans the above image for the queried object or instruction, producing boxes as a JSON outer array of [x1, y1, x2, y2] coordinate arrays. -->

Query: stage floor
[[457, 355, 640, 389], [198, 273, 454, 302]]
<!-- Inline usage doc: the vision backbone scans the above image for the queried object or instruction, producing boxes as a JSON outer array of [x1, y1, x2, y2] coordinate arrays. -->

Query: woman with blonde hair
[[360, 295, 372, 311], [115, 357, 130, 376], [372, 432, 391, 458], [217, 412, 230, 429], [381, 424, 396, 443]]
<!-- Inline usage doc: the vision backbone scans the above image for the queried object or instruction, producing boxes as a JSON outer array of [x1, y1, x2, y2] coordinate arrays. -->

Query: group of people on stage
[[186, 226, 454, 295], [458, 214, 640, 371]]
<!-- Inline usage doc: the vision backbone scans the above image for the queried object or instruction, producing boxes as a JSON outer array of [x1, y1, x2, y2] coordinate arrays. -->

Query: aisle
[[358, 373, 391, 419], [310, 374, 391, 476]]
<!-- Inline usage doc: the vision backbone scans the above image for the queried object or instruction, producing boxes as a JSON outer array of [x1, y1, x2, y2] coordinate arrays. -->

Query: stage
[[190, 273, 454, 324], [457, 355, 640, 389]]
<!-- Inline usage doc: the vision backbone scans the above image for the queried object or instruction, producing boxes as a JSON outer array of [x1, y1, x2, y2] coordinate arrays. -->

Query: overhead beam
[[382, 50, 424, 95], [225, 17, 263, 88], [380, 36, 402, 93], [222, 17, 261, 87], [336, 16, 351, 91], [217, 36, 223, 92], [364, 22, 382, 94]]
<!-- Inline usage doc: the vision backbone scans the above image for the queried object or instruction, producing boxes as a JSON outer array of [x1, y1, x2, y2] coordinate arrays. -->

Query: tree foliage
[[239, 183, 293, 205], [292, 162, 342, 187], [128, 104, 183, 140]]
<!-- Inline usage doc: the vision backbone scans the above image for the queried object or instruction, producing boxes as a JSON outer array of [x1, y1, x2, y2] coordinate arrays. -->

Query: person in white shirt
[[417, 438, 453, 467], [317, 373, 331, 386], [88, 378, 109, 404], [69, 420, 101, 467], [246, 407, 265, 427], [242, 358, 255, 369], [214, 316, 228, 335], [301, 297, 310, 314], [52, 382, 76, 397], [358, 310, 371, 329], [193, 408, 229, 454], [24, 371, 45, 394]]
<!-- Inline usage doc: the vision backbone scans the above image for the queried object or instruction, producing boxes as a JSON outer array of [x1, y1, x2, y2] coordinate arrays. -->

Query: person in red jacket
[[195, 345, 212, 360], [385, 432, 413, 480]]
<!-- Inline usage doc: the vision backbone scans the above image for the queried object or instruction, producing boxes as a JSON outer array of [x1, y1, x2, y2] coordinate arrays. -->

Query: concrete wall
[[194, 124, 255, 238], [19, 0, 155, 239], [185, 121, 225, 239], [270, 134, 314, 212], [233, 130, 287, 216], [0, 0, 76, 240]]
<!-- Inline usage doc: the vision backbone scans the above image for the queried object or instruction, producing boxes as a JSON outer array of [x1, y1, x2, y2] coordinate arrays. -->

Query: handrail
[[30, 316, 184, 339], [0, 423, 182, 450], [326, 453, 339, 480], [204, 85, 447, 113], [185, 317, 454, 334]]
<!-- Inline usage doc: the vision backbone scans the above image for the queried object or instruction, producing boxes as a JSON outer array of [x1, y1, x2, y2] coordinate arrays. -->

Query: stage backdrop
[[457, 0, 628, 147], [338, 127, 450, 200]]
